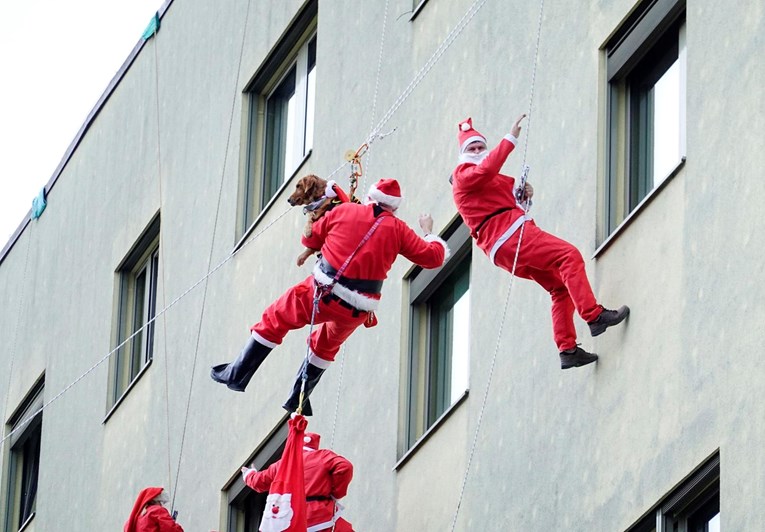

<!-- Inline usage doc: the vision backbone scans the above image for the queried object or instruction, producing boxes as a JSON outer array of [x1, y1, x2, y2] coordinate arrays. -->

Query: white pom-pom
[[304, 436, 311, 443], [460, 122, 471, 132]]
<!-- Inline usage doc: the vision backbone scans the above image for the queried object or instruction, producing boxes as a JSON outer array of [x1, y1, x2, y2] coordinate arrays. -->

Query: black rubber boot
[[210, 336, 272, 392], [588, 305, 630, 337], [282, 360, 326, 416], [560, 346, 598, 370]]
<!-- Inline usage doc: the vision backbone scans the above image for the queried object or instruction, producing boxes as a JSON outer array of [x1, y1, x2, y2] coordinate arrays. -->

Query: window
[[627, 453, 720, 532], [5, 379, 44, 532], [224, 420, 288, 532], [403, 218, 471, 452], [241, 0, 317, 232], [604, 0, 686, 238], [108, 215, 160, 409]]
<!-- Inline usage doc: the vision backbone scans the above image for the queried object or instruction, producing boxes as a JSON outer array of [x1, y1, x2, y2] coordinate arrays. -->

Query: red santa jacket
[[302, 202, 448, 311], [133, 506, 184, 532], [245, 448, 354, 531], [452, 136, 529, 257]]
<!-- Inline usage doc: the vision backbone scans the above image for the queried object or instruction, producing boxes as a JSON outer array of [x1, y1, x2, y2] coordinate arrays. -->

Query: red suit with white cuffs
[[251, 199, 448, 364], [211, 178, 448, 410], [244, 432, 354, 531], [451, 118, 602, 352]]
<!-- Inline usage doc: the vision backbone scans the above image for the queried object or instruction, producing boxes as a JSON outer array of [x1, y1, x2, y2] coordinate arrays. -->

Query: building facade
[[0, 0, 762, 530]]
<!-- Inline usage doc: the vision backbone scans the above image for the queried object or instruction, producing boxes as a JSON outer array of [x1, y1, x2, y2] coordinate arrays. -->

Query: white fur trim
[[308, 351, 332, 369], [251, 330, 277, 349], [503, 133, 518, 145], [325, 180, 338, 198], [424, 234, 451, 264], [367, 184, 401, 209], [312, 263, 381, 312], [153, 491, 169, 504], [459, 135, 487, 153], [303, 446, 316, 452]]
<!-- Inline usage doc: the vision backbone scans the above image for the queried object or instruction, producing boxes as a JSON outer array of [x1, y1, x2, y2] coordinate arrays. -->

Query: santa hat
[[366, 178, 402, 211], [124, 487, 164, 532], [457, 117, 487, 153], [303, 432, 321, 450]]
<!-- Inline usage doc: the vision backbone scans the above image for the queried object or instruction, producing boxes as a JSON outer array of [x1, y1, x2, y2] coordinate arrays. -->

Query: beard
[[458, 150, 488, 165]]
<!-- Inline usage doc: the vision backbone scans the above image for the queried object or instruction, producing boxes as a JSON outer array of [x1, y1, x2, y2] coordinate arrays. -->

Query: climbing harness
[[295, 214, 387, 415]]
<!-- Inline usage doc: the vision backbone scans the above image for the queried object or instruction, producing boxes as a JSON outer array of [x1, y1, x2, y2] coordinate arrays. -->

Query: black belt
[[472, 208, 513, 237], [321, 293, 364, 317], [319, 258, 383, 294], [306, 495, 332, 502]]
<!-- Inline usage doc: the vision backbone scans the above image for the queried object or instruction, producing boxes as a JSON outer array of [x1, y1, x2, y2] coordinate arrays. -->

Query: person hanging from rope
[[211, 178, 449, 413], [241, 430, 354, 531], [450, 116, 629, 369], [124, 487, 184, 532]]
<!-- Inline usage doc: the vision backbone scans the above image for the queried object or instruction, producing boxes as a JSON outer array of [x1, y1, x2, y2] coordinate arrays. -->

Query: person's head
[[457, 117, 488, 164], [303, 432, 321, 450], [148, 490, 169, 507], [365, 178, 402, 212]]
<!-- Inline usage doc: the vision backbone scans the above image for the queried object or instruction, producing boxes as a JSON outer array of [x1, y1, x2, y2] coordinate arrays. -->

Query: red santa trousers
[[493, 221, 601, 352], [251, 276, 370, 363]]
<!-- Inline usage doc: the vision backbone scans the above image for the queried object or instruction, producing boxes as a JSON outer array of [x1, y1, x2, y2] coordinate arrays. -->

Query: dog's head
[[287, 174, 327, 206]]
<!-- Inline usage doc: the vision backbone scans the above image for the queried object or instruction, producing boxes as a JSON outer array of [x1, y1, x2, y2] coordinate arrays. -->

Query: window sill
[[394, 389, 469, 471], [410, 0, 431, 21], [594, 157, 685, 258], [19, 512, 35, 532], [103, 358, 153, 424], [234, 150, 313, 253]]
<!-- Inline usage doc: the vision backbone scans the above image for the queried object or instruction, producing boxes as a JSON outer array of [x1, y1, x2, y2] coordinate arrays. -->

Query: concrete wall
[[0, 0, 762, 530]]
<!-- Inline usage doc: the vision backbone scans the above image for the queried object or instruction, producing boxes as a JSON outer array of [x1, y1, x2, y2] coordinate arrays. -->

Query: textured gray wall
[[0, 0, 762, 530]]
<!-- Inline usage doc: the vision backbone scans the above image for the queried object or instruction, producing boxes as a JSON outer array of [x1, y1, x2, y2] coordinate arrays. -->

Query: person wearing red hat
[[241, 431, 354, 531], [451, 116, 629, 369], [124, 487, 184, 532], [212, 178, 449, 413]]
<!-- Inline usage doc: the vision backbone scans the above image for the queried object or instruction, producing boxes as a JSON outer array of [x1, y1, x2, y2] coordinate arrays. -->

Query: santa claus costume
[[212, 178, 448, 412], [243, 431, 354, 532], [124, 487, 183, 532], [451, 117, 628, 368]]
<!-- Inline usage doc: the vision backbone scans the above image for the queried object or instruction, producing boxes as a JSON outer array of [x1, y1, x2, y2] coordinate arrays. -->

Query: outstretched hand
[[418, 214, 434, 234], [511, 114, 527, 138]]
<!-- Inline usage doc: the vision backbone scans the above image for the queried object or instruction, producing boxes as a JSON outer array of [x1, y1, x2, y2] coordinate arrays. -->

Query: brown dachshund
[[288, 174, 356, 266]]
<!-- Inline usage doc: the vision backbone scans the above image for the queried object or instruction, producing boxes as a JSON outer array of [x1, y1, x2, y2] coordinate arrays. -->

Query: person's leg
[[251, 276, 316, 344], [283, 299, 368, 415], [211, 277, 315, 391], [519, 226, 601, 322], [525, 267, 577, 352]]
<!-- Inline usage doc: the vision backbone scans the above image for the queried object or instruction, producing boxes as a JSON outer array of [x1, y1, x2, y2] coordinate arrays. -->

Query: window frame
[[222, 417, 289, 532], [239, 0, 318, 241], [599, 0, 686, 250], [106, 214, 161, 416], [4, 378, 44, 532], [398, 216, 471, 462], [627, 452, 720, 532]]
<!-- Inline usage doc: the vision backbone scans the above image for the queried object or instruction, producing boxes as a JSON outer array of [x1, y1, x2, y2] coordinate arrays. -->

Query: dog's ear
[[302, 176, 316, 198]]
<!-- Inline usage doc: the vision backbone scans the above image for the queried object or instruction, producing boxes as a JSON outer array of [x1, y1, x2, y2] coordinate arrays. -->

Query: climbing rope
[[2, 0, 495, 449], [450, 0, 546, 529], [324, 0, 490, 183], [170, 0, 254, 512], [148, 21, 175, 493]]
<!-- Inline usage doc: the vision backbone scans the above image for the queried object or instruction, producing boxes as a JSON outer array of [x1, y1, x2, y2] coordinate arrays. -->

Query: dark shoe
[[282, 360, 326, 416], [588, 305, 630, 337], [211, 336, 272, 391], [560, 346, 598, 369]]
